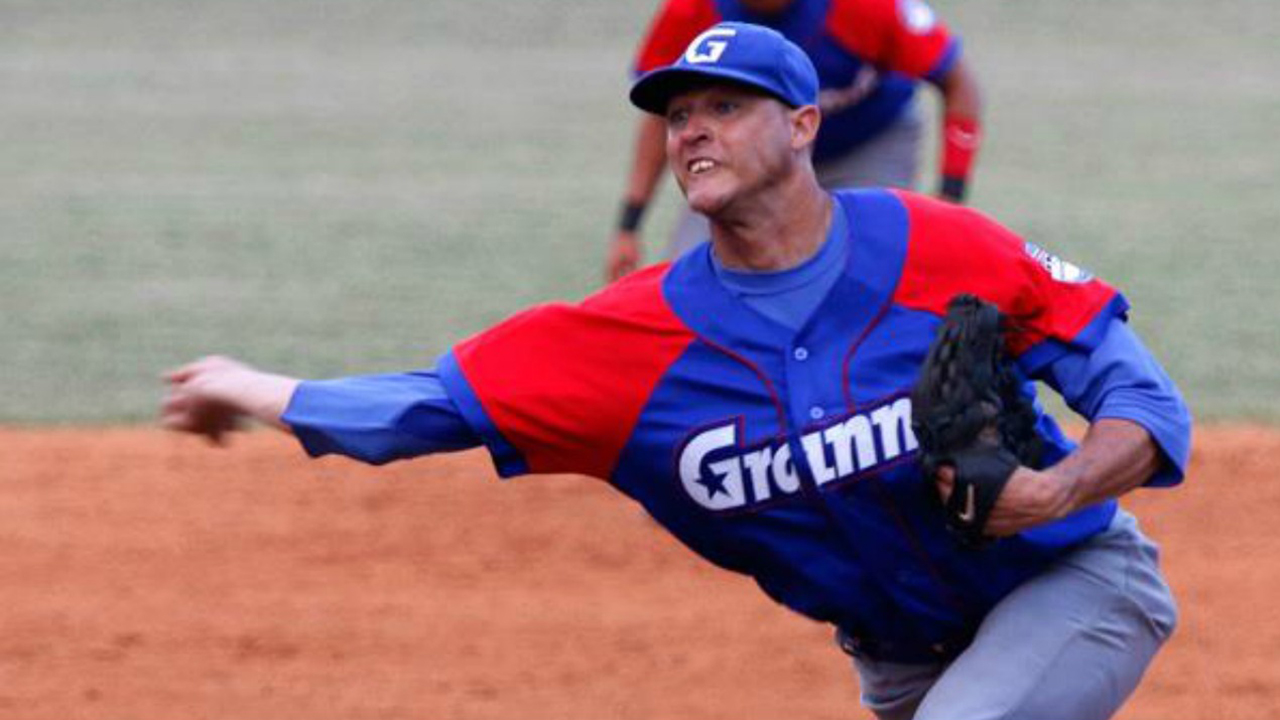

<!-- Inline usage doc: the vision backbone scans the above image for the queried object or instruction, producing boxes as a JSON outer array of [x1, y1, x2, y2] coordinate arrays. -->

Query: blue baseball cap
[[630, 22, 819, 115]]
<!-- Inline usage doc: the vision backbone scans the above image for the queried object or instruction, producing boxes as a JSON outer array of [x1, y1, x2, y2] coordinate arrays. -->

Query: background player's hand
[[161, 355, 298, 445], [934, 466, 1077, 537], [605, 231, 643, 283]]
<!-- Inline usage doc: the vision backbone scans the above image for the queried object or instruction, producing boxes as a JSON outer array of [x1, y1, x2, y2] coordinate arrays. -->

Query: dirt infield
[[2, 426, 1276, 719]]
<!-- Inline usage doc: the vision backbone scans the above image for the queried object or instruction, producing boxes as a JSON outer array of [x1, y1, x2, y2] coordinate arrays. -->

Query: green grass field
[[2, 0, 1278, 423]]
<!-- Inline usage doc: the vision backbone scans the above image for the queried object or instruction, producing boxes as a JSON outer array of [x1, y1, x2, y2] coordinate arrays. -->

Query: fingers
[[163, 361, 201, 385], [605, 234, 642, 284], [159, 385, 206, 435], [607, 258, 636, 283], [159, 388, 239, 444], [605, 252, 634, 283], [932, 466, 955, 502], [165, 354, 246, 383], [159, 356, 248, 444]]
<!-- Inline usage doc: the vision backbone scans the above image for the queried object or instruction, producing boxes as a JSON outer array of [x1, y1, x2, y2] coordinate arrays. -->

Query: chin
[[684, 186, 731, 217]]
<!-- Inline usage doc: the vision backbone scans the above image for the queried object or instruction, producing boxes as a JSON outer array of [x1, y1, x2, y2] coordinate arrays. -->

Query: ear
[[789, 105, 821, 151]]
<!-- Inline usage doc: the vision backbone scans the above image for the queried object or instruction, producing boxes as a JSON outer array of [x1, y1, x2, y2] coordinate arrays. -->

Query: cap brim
[[629, 66, 790, 115]]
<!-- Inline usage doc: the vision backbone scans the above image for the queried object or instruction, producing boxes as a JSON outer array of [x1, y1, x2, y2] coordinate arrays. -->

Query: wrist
[[618, 200, 647, 233], [940, 115, 980, 200], [230, 370, 299, 429], [939, 175, 967, 202]]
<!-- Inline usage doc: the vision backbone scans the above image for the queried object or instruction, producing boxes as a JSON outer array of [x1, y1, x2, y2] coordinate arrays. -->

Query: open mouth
[[687, 158, 717, 175]]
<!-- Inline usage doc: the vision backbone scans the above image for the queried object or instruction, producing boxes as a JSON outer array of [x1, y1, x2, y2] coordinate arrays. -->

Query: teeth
[[690, 159, 715, 174]]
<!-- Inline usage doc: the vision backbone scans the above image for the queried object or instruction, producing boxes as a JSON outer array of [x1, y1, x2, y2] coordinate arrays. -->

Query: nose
[[673, 109, 712, 147]]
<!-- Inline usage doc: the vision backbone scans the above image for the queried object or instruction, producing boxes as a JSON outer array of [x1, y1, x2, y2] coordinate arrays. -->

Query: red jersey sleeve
[[824, 0, 958, 80], [445, 264, 696, 480], [633, 0, 722, 75], [890, 191, 1128, 363]]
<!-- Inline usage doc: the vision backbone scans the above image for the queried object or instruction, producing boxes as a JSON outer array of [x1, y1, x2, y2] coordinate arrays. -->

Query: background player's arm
[[606, 114, 668, 282], [161, 356, 300, 444], [835, 0, 984, 202], [932, 54, 983, 202], [606, 0, 717, 282]]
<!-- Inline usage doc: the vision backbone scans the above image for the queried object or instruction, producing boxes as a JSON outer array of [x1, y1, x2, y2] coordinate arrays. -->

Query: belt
[[835, 626, 971, 665]]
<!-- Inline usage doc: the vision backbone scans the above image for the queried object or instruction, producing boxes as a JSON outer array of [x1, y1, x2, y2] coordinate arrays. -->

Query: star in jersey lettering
[[696, 471, 730, 500]]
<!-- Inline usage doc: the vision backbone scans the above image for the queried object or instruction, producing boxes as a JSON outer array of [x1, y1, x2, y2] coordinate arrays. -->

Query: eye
[[713, 99, 739, 115], [666, 106, 689, 127]]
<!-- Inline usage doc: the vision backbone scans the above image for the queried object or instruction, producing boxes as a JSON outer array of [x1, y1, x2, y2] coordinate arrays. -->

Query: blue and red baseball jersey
[[286, 189, 1190, 655], [633, 0, 960, 161], [426, 189, 1184, 651]]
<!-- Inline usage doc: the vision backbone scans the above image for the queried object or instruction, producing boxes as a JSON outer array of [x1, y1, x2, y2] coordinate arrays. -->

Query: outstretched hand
[[161, 355, 299, 445], [161, 356, 254, 444]]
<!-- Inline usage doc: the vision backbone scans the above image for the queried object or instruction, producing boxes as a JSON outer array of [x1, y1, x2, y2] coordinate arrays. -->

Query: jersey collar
[[662, 189, 910, 355]]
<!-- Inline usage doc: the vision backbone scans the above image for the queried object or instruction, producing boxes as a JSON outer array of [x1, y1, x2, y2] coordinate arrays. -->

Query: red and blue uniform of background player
[[285, 189, 1190, 660], [634, 0, 959, 163]]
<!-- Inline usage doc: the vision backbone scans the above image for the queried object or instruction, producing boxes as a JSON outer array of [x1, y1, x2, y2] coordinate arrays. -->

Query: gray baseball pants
[[849, 509, 1177, 720]]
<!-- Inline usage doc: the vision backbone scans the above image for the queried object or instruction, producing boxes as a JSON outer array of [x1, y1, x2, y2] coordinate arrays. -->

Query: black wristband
[[940, 175, 967, 203], [619, 201, 647, 233]]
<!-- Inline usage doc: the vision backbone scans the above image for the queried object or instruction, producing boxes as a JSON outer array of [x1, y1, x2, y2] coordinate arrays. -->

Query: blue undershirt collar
[[711, 197, 849, 332]]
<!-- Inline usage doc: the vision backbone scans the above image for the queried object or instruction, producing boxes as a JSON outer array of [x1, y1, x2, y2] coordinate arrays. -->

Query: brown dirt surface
[[2, 425, 1276, 719]]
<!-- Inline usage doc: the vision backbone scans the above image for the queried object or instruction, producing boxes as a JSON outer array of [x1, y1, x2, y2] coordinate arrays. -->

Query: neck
[[709, 175, 833, 272]]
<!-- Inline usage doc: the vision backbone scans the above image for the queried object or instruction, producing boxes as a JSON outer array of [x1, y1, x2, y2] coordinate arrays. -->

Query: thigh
[[816, 105, 923, 191], [850, 654, 945, 720], [915, 511, 1177, 720]]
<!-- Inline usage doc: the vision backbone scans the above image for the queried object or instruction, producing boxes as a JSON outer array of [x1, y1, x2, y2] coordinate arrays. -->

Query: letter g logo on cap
[[685, 27, 737, 64]]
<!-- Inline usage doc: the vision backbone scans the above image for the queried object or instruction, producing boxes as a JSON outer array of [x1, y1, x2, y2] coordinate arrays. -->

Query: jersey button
[[809, 406, 824, 420], [793, 347, 809, 361]]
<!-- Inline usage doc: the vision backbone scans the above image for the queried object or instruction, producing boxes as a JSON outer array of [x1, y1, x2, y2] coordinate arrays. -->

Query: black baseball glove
[[910, 294, 1043, 547]]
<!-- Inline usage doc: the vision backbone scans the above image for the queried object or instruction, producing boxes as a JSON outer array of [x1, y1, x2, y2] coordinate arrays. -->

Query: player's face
[[664, 85, 800, 218]]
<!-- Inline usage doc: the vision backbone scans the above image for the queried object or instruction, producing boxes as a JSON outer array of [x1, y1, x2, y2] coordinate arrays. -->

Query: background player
[[162, 24, 1188, 720], [605, 0, 983, 282]]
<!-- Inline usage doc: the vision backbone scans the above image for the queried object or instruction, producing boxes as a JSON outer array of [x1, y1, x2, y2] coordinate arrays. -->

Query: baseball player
[[605, 0, 983, 282], [162, 24, 1189, 720]]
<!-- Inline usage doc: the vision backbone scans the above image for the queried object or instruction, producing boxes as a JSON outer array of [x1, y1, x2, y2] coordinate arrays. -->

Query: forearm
[[622, 114, 668, 209], [1050, 418, 1162, 512], [223, 370, 300, 431], [982, 418, 1161, 536], [1044, 318, 1193, 487], [939, 56, 981, 122], [936, 56, 983, 201], [608, 115, 669, 281], [285, 371, 482, 464], [982, 319, 1192, 534]]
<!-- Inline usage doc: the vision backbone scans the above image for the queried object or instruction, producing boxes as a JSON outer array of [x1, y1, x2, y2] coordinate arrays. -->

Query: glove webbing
[[912, 295, 1043, 548]]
